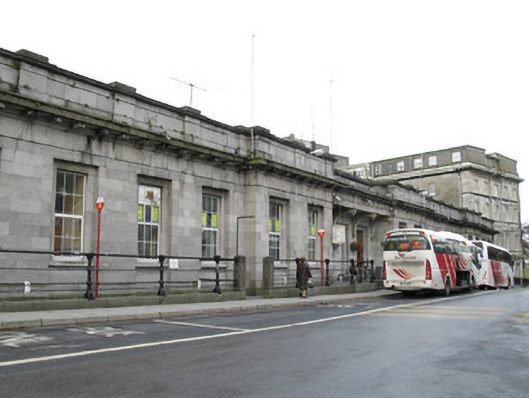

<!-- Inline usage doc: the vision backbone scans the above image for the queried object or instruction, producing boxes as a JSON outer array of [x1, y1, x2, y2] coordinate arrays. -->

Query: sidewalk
[[0, 290, 398, 330]]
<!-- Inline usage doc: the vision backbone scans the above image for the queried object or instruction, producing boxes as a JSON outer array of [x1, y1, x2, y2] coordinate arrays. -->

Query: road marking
[[367, 312, 494, 320], [0, 332, 53, 348], [409, 305, 509, 311], [68, 326, 146, 337], [154, 320, 249, 332], [386, 308, 507, 316], [0, 294, 485, 368]]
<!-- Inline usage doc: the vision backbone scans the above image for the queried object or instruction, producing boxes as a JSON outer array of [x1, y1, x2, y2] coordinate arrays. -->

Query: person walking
[[296, 257, 312, 298]]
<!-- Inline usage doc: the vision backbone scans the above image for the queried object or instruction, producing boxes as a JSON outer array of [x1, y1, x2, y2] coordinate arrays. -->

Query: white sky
[[2, 0, 529, 221]]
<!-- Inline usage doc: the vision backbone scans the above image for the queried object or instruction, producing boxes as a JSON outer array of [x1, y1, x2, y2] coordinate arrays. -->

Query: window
[[269, 201, 282, 260], [54, 170, 86, 253], [428, 182, 436, 196], [138, 185, 161, 257], [354, 168, 366, 178], [397, 161, 405, 172], [452, 151, 461, 162], [413, 158, 423, 169], [308, 208, 318, 260], [374, 165, 382, 176], [383, 235, 431, 252], [202, 193, 220, 258], [428, 156, 437, 166], [398, 221, 407, 229]]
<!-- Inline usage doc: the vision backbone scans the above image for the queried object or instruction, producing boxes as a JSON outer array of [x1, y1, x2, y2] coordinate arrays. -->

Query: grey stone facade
[[347, 146, 523, 259], [0, 48, 498, 297]]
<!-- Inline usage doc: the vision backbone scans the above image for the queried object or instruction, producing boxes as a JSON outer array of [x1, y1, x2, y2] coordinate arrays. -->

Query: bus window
[[383, 235, 431, 252], [432, 239, 456, 255]]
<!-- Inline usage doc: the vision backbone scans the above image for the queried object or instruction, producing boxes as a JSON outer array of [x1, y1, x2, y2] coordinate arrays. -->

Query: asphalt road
[[1, 288, 528, 398]]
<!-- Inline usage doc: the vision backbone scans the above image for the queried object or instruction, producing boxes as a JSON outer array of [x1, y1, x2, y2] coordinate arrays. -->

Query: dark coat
[[296, 261, 312, 290]]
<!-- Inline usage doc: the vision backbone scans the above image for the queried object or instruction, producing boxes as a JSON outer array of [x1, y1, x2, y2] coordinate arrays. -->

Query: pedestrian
[[296, 256, 312, 299]]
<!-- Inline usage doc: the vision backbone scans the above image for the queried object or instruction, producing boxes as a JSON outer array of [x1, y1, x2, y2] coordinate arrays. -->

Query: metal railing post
[[370, 260, 375, 282], [84, 253, 95, 300], [349, 259, 356, 285], [212, 255, 222, 294], [325, 258, 330, 286], [157, 255, 166, 296]]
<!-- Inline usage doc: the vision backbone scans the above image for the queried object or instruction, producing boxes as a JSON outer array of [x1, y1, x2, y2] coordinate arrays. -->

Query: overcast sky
[[2, 0, 528, 221]]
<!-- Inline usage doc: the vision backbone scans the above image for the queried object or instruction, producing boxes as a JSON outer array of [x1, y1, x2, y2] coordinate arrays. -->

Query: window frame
[[428, 155, 437, 167], [53, 169, 86, 255], [269, 201, 283, 260], [202, 192, 222, 258], [308, 207, 319, 261], [137, 184, 162, 259]]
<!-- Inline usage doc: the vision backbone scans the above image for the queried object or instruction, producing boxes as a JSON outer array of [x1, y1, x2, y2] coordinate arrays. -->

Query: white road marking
[[0, 294, 487, 368], [154, 320, 249, 332], [67, 326, 145, 338], [0, 332, 53, 348]]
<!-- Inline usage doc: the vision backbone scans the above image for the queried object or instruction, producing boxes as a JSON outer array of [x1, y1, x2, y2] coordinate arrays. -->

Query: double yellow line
[[367, 305, 512, 320]]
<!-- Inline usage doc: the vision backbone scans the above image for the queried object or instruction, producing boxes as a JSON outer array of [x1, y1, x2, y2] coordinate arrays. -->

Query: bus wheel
[[444, 279, 451, 296]]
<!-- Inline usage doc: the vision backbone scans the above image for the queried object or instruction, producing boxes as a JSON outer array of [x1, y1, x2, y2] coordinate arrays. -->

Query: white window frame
[[138, 185, 161, 258], [269, 201, 283, 260], [53, 170, 86, 255], [202, 193, 221, 258], [308, 207, 319, 261], [397, 161, 405, 172], [428, 155, 437, 166], [428, 182, 436, 196], [452, 151, 461, 162], [413, 158, 423, 169]]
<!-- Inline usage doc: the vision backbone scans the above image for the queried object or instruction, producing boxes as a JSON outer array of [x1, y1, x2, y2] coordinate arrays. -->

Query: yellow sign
[[138, 205, 144, 222]]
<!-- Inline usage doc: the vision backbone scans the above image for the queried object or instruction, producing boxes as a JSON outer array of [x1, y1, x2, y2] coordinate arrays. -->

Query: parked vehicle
[[383, 228, 475, 296], [472, 241, 514, 289]]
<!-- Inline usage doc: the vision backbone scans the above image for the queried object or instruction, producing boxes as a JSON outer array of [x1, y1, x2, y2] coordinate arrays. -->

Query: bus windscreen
[[383, 235, 431, 252]]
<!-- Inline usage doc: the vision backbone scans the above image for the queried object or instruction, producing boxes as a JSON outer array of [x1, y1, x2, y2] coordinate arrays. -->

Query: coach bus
[[383, 229, 475, 296], [472, 241, 514, 289]]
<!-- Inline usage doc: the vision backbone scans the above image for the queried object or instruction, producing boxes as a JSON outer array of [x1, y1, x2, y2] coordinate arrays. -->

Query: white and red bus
[[383, 229, 475, 296], [472, 241, 514, 289]]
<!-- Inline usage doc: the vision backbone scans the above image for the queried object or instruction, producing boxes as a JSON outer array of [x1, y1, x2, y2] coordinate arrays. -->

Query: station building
[[0, 48, 501, 296]]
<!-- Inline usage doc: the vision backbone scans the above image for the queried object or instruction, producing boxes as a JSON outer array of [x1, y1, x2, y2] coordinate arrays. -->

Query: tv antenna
[[170, 77, 207, 107]]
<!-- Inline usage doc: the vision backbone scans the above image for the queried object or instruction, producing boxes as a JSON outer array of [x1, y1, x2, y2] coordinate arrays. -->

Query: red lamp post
[[317, 229, 325, 286], [95, 197, 105, 298]]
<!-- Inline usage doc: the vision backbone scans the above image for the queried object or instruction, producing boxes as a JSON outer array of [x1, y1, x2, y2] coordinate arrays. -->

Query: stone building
[[0, 48, 498, 296], [346, 146, 523, 259]]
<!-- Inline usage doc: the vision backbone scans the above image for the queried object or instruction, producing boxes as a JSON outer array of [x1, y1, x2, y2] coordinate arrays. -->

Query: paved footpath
[[0, 290, 398, 330]]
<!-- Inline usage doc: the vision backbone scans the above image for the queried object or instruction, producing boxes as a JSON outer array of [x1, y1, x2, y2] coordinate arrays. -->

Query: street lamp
[[236, 215, 255, 255], [317, 229, 325, 286], [95, 196, 105, 299]]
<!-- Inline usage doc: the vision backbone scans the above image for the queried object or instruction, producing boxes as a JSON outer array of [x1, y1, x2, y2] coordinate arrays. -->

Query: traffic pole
[[95, 197, 105, 298]]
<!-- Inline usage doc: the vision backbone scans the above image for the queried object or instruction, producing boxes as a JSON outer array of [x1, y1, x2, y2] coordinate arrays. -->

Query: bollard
[[349, 259, 356, 285], [157, 255, 166, 296], [325, 258, 330, 286], [212, 255, 222, 294], [369, 260, 375, 283], [84, 253, 95, 300], [233, 255, 247, 291]]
